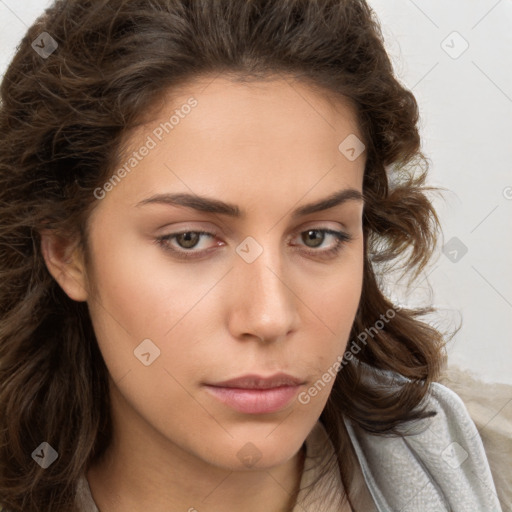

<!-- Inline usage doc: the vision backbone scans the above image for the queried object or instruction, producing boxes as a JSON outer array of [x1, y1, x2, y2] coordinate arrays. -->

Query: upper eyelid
[[159, 219, 350, 237], [162, 225, 347, 237]]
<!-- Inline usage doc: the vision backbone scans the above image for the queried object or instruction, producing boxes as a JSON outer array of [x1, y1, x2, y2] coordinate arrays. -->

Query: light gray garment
[[344, 381, 503, 511], [75, 381, 502, 511]]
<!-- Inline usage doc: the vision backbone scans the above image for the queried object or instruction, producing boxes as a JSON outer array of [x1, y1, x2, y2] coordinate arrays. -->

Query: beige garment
[[437, 365, 512, 512]]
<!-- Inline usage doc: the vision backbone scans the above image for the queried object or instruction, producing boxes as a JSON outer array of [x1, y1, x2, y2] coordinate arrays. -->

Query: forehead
[[98, 75, 365, 216], [148, 74, 362, 147]]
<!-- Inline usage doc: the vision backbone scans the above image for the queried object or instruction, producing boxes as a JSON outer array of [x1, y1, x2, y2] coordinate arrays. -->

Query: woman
[[0, 1, 501, 511]]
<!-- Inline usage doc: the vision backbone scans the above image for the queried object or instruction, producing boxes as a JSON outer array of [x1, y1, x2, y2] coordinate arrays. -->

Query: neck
[[87, 442, 305, 512]]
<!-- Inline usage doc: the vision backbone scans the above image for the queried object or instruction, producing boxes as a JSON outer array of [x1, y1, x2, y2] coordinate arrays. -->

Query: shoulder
[[423, 380, 482, 439], [344, 379, 503, 512], [437, 366, 512, 511]]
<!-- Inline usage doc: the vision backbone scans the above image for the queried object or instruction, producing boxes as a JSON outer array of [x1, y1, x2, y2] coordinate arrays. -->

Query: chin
[[196, 425, 308, 472]]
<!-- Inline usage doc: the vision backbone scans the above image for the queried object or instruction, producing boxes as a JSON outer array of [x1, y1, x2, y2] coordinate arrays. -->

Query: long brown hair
[[0, 1, 449, 510]]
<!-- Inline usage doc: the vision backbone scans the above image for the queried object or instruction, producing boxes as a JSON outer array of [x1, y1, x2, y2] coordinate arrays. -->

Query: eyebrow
[[135, 188, 364, 219]]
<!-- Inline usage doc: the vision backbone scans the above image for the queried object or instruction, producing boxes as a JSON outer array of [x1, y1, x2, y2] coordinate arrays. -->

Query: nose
[[226, 242, 300, 343]]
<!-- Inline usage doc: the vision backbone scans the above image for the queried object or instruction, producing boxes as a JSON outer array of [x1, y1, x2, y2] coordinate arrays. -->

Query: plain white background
[[1, 0, 511, 384]]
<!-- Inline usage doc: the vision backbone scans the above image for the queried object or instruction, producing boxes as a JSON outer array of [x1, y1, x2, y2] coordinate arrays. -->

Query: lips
[[210, 373, 303, 390], [204, 373, 305, 414]]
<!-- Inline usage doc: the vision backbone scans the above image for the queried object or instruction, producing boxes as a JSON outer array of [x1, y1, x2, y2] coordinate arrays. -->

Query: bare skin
[[41, 74, 365, 512]]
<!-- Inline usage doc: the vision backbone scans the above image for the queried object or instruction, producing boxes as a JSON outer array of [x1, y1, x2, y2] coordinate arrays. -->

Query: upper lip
[[206, 373, 304, 390]]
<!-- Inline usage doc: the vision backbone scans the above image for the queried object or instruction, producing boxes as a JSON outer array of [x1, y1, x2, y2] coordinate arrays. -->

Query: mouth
[[203, 373, 305, 414]]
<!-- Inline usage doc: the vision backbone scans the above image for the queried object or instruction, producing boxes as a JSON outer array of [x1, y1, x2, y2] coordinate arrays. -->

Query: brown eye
[[156, 230, 218, 259], [156, 227, 351, 262], [175, 232, 201, 249], [302, 229, 325, 248], [292, 228, 353, 260]]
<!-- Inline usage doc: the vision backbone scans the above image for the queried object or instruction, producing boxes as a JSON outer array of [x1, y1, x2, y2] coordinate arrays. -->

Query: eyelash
[[155, 228, 353, 261]]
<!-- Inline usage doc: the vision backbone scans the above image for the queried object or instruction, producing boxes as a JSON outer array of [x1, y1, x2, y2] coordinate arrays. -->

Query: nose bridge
[[228, 235, 299, 341]]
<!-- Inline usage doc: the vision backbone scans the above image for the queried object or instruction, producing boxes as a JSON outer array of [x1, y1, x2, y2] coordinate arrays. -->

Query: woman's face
[[82, 76, 366, 471]]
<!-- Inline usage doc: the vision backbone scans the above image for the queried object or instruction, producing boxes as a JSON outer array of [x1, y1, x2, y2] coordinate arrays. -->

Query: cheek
[[300, 242, 364, 379], [316, 240, 364, 329], [84, 233, 217, 440], [84, 226, 224, 383]]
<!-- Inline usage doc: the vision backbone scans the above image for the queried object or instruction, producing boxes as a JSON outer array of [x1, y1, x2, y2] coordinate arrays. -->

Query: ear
[[40, 230, 89, 302]]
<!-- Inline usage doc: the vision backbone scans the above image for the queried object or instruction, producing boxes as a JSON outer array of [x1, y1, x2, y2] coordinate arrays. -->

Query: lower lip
[[204, 385, 301, 414]]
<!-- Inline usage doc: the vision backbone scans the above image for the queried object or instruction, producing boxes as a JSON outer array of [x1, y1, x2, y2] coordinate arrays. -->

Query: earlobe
[[40, 230, 89, 302]]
